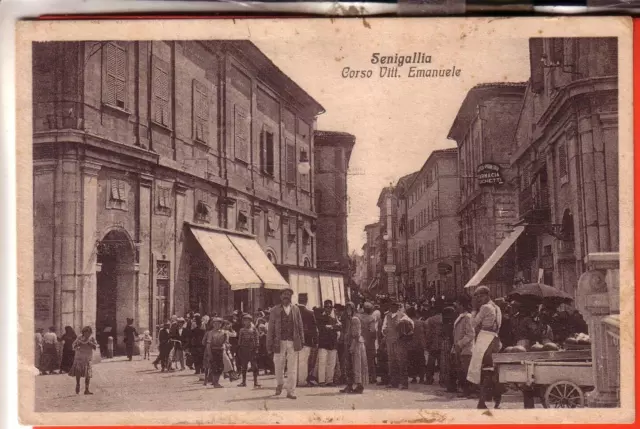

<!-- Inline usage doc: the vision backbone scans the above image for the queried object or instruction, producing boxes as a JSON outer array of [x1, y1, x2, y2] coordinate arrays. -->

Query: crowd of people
[[35, 285, 589, 406]]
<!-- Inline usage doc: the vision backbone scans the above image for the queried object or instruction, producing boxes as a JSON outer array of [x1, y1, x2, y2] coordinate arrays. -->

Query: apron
[[466, 302, 502, 385]]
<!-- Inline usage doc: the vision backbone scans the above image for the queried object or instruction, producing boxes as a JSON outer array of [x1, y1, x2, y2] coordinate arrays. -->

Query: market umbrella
[[507, 283, 573, 306]]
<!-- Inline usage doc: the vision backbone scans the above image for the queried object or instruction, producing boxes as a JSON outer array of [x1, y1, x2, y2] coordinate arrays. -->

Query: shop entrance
[[96, 229, 136, 356]]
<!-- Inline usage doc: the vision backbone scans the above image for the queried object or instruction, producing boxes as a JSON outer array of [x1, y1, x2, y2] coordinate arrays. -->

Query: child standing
[[202, 317, 226, 388], [142, 330, 152, 360], [237, 314, 261, 388], [69, 326, 98, 395], [221, 321, 239, 381]]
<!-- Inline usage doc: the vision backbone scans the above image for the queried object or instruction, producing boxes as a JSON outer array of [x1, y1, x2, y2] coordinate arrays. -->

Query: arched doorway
[[96, 229, 136, 356]]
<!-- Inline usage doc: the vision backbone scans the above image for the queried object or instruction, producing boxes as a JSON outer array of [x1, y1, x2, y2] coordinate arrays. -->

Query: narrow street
[[35, 355, 540, 412]]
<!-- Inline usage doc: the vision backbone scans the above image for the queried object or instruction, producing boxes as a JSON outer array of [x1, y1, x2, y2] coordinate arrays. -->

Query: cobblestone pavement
[[35, 354, 540, 412]]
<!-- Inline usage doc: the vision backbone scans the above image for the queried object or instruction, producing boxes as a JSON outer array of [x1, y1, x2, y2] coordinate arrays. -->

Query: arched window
[[266, 250, 277, 264], [303, 257, 311, 267]]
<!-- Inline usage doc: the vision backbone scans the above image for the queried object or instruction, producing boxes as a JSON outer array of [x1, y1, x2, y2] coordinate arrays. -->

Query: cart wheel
[[544, 381, 585, 408]]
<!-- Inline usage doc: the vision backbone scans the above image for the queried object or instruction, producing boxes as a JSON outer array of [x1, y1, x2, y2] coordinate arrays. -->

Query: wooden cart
[[492, 349, 594, 408]]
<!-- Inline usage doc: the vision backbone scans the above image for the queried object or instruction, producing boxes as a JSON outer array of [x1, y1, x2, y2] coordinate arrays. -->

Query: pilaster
[[80, 161, 101, 330], [138, 174, 153, 336]]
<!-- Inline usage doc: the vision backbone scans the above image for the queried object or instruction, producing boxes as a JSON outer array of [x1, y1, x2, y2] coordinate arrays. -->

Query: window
[[108, 178, 128, 210], [260, 129, 275, 177], [287, 217, 297, 241], [234, 105, 250, 163], [103, 42, 127, 109], [285, 141, 296, 185], [152, 57, 171, 128], [156, 260, 170, 328], [156, 186, 172, 216], [409, 219, 415, 235], [558, 142, 569, 184], [549, 38, 564, 65], [193, 80, 209, 143], [195, 200, 210, 222], [299, 149, 310, 191], [266, 212, 277, 237], [237, 202, 249, 231]]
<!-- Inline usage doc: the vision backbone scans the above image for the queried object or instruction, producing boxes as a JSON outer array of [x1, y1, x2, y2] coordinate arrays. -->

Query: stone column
[[53, 153, 80, 332], [173, 182, 188, 315], [576, 252, 620, 407], [138, 174, 153, 337], [80, 162, 101, 330]]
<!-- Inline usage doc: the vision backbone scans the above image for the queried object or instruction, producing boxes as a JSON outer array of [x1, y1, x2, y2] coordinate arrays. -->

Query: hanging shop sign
[[476, 163, 504, 186]]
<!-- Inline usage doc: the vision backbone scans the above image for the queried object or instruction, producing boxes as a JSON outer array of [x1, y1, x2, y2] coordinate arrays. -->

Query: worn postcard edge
[[14, 17, 635, 425]]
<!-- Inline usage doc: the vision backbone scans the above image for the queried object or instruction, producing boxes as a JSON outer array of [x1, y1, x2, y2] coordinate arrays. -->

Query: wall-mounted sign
[[477, 163, 504, 186]]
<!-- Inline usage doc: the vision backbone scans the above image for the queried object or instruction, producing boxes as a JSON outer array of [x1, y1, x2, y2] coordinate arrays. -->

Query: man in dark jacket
[[296, 293, 318, 387], [154, 322, 172, 372], [316, 300, 340, 386]]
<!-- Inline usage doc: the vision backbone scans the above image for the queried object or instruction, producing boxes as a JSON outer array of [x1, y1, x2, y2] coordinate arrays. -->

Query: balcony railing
[[519, 184, 551, 222]]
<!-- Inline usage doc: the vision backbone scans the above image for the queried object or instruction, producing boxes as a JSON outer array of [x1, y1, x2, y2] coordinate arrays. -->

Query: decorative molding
[[33, 160, 57, 176], [81, 161, 102, 177], [175, 181, 189, 195], [599, 112, 618, 129], [139, 173, 154, 188], [218, 196, 236, 207]]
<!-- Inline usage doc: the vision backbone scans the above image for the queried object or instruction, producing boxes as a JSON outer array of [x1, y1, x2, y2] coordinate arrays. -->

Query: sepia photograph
[[16, 17, 634, 425]]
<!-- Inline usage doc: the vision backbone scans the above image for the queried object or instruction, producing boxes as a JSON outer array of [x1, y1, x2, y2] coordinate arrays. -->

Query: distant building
[[511, 37, 618, 302], [393, 172, 419, 298], [447, 82, 526, 297], [314, 131, 356, 274], [363, 222, 382, 294], [377, 186, 398, 296], [406, 148, 460, 299]]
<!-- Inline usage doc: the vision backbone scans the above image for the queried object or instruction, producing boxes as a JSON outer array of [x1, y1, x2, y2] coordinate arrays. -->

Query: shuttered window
[[152, 57, 172, 128], [260, 129, 275, 176], [558, 142, 569, 183], [193, 80, 209, 143], [104, 43, 127, 109], [234, 105, 250, 163], [285, 141, 296, 185]]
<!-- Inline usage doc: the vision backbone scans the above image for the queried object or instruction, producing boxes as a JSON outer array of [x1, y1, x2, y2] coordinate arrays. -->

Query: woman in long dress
[[68, 326, 98, 395], [35, 329, 44, 375], [59, 326, 77, 374], [40, 327, 59, 375], [339, 302, 369, 394]]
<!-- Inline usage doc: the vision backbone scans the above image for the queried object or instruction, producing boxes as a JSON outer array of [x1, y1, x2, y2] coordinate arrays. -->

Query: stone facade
[[406, 149, 460, 299], [363, 222, 382, 293], [377, 187, 398, 295], [511, 38, 619, 302], [393, 172, 418, 298], [447, 82, 526, 298], [32, 41, 324, 349], [314, 131, 355, 274]]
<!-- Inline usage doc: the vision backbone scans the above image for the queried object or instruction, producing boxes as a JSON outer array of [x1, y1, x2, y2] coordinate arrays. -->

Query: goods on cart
[[564, 333, 591, 350]]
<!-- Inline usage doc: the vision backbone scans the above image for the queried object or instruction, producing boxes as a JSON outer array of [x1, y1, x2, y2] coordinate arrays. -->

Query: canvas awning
[[189, 226, 289, 290], [464, 225, 526, 288]]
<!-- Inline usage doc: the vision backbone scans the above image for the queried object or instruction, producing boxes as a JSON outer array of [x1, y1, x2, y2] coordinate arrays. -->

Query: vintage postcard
[[16, 17, 633, 425]]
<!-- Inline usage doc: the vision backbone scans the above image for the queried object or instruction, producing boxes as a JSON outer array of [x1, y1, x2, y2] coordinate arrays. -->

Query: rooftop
[[407, 146, 458, 190], [447, 82, 527, 143]]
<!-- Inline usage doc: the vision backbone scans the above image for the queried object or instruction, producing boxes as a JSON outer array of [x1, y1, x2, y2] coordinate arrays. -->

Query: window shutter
[[558, 144, 568, 178], [260, 130, 267, 173], [110, 179, 119, 201], [118, 180, 127, 202], [153, 58, 171, 127], [234, 106, 250, 163], [286, 143, 296, 184], [193, 80, 209, 142]]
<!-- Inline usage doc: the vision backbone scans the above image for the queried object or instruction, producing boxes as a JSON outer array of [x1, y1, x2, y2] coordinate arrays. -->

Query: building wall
[[512, 38, 619, 301], [32, 41, 321, 342], [314, 135, 354, 273]]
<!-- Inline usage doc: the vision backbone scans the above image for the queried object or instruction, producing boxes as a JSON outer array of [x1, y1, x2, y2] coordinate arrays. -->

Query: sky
[[252, 20, 532, 254]]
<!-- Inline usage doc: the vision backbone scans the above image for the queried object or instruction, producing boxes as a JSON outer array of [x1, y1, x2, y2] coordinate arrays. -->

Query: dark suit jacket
[[298, 305, 319, 347], [267, 304, 304, 354], [159, 328, 171, 351], [172, 327, 189, 350]]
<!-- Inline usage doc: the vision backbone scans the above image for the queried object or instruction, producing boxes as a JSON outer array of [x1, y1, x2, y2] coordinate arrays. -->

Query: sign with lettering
[[384, 264, 396, 273], [476, 163, 504, 186]]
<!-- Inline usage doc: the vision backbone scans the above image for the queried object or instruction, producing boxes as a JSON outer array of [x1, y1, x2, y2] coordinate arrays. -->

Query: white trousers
[[297, 346, 312, 385], [274, 340, 298, 395], [317, 348, 338, 384]]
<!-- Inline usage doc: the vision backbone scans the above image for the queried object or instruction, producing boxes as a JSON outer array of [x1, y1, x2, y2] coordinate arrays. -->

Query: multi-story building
[[393, 172, 418, 298], [447, 82, 526, 297], [377, 186, 398, 296], [363, 222, 382, 293], [314, 131, 356, 274], [510, 37, 618, 301], [406, 148, 461, 299], [32, 40, 347, 350]]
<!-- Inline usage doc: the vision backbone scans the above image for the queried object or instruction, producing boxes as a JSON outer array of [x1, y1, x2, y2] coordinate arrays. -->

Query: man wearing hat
[[316, 299, 340, 386], [467, 286, 502, 409], [267, 288, 305, 399], [296, 293, 318, 387], [172, 317, 189, 371], [154, 322, 172, 372], [382, 300, 413, 389], [123, 318, 138, 361]]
